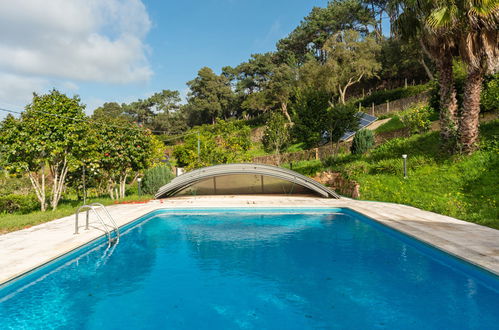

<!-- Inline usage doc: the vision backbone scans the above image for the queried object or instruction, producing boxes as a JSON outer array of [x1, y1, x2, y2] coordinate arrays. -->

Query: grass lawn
[[375, 116, 405, 133], [0, 194, 152, 234], [335, 119, 499, 229], [278, 119, 498, 229]]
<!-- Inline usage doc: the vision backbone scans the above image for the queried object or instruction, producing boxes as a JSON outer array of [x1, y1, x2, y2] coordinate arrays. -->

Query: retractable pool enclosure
[[155, 163, 340, 199]]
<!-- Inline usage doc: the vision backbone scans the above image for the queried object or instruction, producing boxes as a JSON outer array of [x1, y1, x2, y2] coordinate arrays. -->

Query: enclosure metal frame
[[155, 163, 341, 199]]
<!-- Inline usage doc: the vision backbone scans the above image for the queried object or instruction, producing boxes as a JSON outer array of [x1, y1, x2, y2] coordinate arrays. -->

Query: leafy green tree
[[173, 120, 251, 169], [93, 102, 128, 122], [262, 113, 291, 165], [327, 103, 360, 153], [321, 30, 381, 104], [148, 90, 188, 135], [277, 0, 374, 63], [291, 88, 330, 148], [94, 117, 164, 199], [0, 90, 89, 210], [186, 67, 234, 125]]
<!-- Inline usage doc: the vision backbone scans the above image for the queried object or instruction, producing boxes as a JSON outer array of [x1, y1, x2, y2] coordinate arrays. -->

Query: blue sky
[[0, 0, 326, 117]]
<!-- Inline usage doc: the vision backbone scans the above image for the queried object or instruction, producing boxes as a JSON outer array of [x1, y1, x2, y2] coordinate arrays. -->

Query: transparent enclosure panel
[[174, 174, 318, 196]]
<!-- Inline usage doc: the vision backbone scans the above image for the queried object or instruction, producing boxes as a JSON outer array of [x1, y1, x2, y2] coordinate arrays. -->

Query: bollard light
[[402, 154, 407, 179], [137, 177, 142, 196]]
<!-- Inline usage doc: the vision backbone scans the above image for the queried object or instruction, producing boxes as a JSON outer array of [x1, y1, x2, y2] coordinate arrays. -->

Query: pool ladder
[[74, 203, 120, 247]]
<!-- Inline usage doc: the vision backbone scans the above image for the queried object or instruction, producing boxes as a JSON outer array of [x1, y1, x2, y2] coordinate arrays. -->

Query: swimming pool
[[1, 208, 498, 329]]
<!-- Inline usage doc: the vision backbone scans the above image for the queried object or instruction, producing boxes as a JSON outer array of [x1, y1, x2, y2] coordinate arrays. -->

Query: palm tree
[[427, 1, 499, 153], [394, 0, 459, 147]]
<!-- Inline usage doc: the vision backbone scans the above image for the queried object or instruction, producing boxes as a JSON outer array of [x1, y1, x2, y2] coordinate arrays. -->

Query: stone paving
[[1, 195, 498, 286]]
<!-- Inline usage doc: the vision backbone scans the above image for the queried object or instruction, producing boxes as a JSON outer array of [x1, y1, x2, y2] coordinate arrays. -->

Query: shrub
[[400, 104, 433, 134], [369, 158, 403, 175], [142, 165, 174, 195], [360, 84, 431, 107], [350, 129, 375, 154], [0, 194, 39, 214], [481, 74, 498, 113]]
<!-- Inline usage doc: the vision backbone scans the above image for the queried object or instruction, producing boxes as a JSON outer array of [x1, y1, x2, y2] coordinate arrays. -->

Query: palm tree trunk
[[458, 69, 483, 154], [436, 57, 458, 148]]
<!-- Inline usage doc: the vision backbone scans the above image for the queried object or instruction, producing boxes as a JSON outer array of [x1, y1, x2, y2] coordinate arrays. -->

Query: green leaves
[[173, 120, 251, 170]]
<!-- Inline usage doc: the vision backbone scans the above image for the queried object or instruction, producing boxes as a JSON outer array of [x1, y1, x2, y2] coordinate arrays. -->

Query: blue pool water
[[1, 209, 498, 329]]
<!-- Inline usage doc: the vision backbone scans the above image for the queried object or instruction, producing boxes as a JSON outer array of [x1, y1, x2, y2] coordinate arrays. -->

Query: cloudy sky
[[0, 0, 325, 117]]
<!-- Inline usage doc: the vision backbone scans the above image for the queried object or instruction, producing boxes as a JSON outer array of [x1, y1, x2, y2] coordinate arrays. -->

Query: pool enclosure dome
[[155, 163, 340, 199]]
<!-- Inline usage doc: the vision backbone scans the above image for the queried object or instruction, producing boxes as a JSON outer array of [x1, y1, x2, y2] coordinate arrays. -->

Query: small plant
[[350, 129, 375, 154], [481, 74, 498, 113], [400, 103, 433, 134], [141, 165, 174, 195]]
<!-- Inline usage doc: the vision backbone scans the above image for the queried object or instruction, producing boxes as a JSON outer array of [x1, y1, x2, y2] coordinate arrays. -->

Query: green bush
[[142, 165, 174, 195], [481, 74, 499, 113], [359, 84, 431, 107], [0, 194, 39, 214], [400, 104, 433, 134], [350, 129, 375, 154]]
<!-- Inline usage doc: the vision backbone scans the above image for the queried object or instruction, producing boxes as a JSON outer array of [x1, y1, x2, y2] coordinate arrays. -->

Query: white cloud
[[0, 0, 152, 84], [0, 73, 47, 106]]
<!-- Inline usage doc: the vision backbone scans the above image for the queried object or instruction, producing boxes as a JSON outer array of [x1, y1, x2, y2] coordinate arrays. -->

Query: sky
[[0, 0, 327, 118]]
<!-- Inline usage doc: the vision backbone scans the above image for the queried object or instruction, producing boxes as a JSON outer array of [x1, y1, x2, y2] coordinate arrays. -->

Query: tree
[[291, 88, 331, 148], [277, 0, 375, 63], [321, 30, 381, 104], [186, 67, 234, 125], [93, 102, 127, 122], [426, 0, 499, 153], [262, 113, 291, 165], [173, 120, 251, 170], [327, 103, 360, 153], [94, 117, 163, 199], [148, 90, 188, 135], [0, 90, 89, 210], [394, 0, 459, 148]]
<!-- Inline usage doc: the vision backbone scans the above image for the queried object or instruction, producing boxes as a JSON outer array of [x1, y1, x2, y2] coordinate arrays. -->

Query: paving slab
[[1, 196, 498, 286]]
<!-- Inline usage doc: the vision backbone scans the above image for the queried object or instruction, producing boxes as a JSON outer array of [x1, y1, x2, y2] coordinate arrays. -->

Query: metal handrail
[[74, 204, 120, 246], [89, 203, 120, 241]]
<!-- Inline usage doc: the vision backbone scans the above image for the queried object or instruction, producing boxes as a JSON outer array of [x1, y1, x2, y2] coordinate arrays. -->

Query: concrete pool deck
[[1, 195, 498, 286]]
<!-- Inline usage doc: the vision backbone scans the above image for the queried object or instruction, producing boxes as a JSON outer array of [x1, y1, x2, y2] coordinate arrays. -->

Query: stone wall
[[313, 171, 360, 198]]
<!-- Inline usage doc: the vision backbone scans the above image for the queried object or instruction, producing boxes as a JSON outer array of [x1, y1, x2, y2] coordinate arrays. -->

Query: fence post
[[372, 102, 375, 116], [405, 78, 408, 89], [358, 102, 361, 112], [315, 148, 319, 160], [386, 101, 390, 113]]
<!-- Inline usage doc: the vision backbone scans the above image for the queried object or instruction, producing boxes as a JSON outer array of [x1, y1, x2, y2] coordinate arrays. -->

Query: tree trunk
[[436, 57, 458, 149], [108, 180, 116, 199], [420, 56, 434, 80], [458, 69, 483, 154], [281, 102, 292, 124], [27, 166, 47, 212], [50, 158, 69, 210], [119, 175, 127, 199]]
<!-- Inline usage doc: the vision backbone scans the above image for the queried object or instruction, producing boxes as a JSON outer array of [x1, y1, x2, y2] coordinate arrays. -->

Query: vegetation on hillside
[[0, 0, 497, 230]]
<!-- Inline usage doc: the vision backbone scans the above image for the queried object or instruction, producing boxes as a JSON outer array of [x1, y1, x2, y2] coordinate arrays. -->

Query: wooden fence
[[363, 91, 431, 117]]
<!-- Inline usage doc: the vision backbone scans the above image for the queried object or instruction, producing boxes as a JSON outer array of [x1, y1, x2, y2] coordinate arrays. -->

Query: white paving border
[[1, 195, 498, 286]]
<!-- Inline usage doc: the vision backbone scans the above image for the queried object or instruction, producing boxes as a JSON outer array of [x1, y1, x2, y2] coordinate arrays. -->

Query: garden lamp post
[[137, 177, 142, 196], [402, 154, 407, 179]]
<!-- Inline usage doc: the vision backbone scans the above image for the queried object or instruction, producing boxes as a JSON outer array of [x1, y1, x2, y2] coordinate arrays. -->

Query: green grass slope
[[333, 119, 498, 228]]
